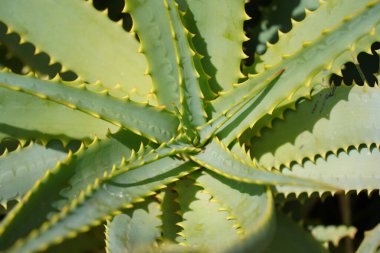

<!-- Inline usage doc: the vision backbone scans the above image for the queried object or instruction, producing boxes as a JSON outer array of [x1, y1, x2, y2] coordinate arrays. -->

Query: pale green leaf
[[0, 133, 137, 251], [0, 0, 153, 103], [158, 187, 181, 242], [191, 138, 337, 190], [244, 0, 319, 56], [0, 143, 67, 206], [175, 177, 240, 251], [276, 146, 380, 195], [127, 0, 180, 108], [2, 155, 195, 253], [166, 0, 206, 127], [251, 85, 380, 169], [106, 200, 162, 253], [184, 0, 246, 91], [197, 171, 275, 253], [0, 71, 179, 143], [255, 0, 374, 74], [212, 0, 380, 143], [0, 87, 117, 142]]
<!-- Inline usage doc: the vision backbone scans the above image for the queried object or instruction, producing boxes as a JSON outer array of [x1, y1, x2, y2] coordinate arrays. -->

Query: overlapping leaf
[[0, 0, 153, 103], [250, 84, 380, 169]]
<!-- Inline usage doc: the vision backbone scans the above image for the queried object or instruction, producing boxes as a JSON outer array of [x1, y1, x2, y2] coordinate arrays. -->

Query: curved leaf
[[166, 0, 206, 128], [212, 0, 380, 144], [0, 143, 67, 207], [106, 200, 162, 253], [254, 0, 374, 74], [251, 85, 380, 169], [0, 135, 136, 251], [0, 71, 179, 143], [2, 153, 196, 253], [197, 171, 275, 253], [0, 87, 117, 142], [244, 0, 319, 56], [276, 146, 380, 195], [158, 187, 181, 243], [127, 0, 180, 108], [184, 0, 246, 91], [0, 0, 153, 103], [191, 138, 338, 190], [175, 176, 240, 251]]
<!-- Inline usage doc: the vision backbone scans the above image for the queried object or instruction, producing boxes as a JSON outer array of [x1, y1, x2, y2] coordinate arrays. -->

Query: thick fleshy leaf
[[0, 143, 67, 207], [254, 0, 375, 74], [212, 0, 380, 144], [275, 146, 380, 195], [0, 23, 60, 78], [127, 0, 180, 108], [191, 138, 338, 190], [158, 187, 181, 243], [0, 128, 197, 252], [244, 0, 319, 56], [0, 0, 153, 103], [0, 71, 179, 143], [184, 0, 246, 91], [0, 87, 117, 142], [199, 69, 284, 145], [106, 200, 162, 253], [175, 177, 240, 251], [197, 171, 275, 253], [1, 154, 196, 253], [0, 133, 138, 251], [166, 0, 206, 128], [251, 85, 380, 169]]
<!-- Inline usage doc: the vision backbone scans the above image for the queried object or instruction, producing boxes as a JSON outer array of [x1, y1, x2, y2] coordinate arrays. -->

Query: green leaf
[[251, 84, 380, 169], [0, 0, 153, 103], [0, 87, 117, 142], [254, 0, 375, 74], [198, 69, 284, 145], [0, 24, 60, 78], [264, 212, 327, 253], [2, 154, 196, 253], [184, 0, 247, 91], [158, 187, 182, 242], [175, 176, 240, 251], [126, 0, 180, 108], [0, 142, 67, 207], [166, 0, 206, 128], [275, 146, 380, 195], [191, 138, 338, 190], [0, 71, 179, 143], [357, 223, 380, 253], [244, 0, 319, 56], [196, 171, 275, 253], [106, 199, 162, 253], [212, 0, 380, 143], [0, 134, 136, 251], [0, 131, 194, 251]]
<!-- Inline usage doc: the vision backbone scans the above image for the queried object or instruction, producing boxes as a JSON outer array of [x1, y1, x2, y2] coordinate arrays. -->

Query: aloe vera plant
[[0, 0, 379, 252]]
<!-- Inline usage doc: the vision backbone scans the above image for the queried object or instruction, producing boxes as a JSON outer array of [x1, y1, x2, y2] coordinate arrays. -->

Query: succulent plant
[[0, 0, 379, 252]]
